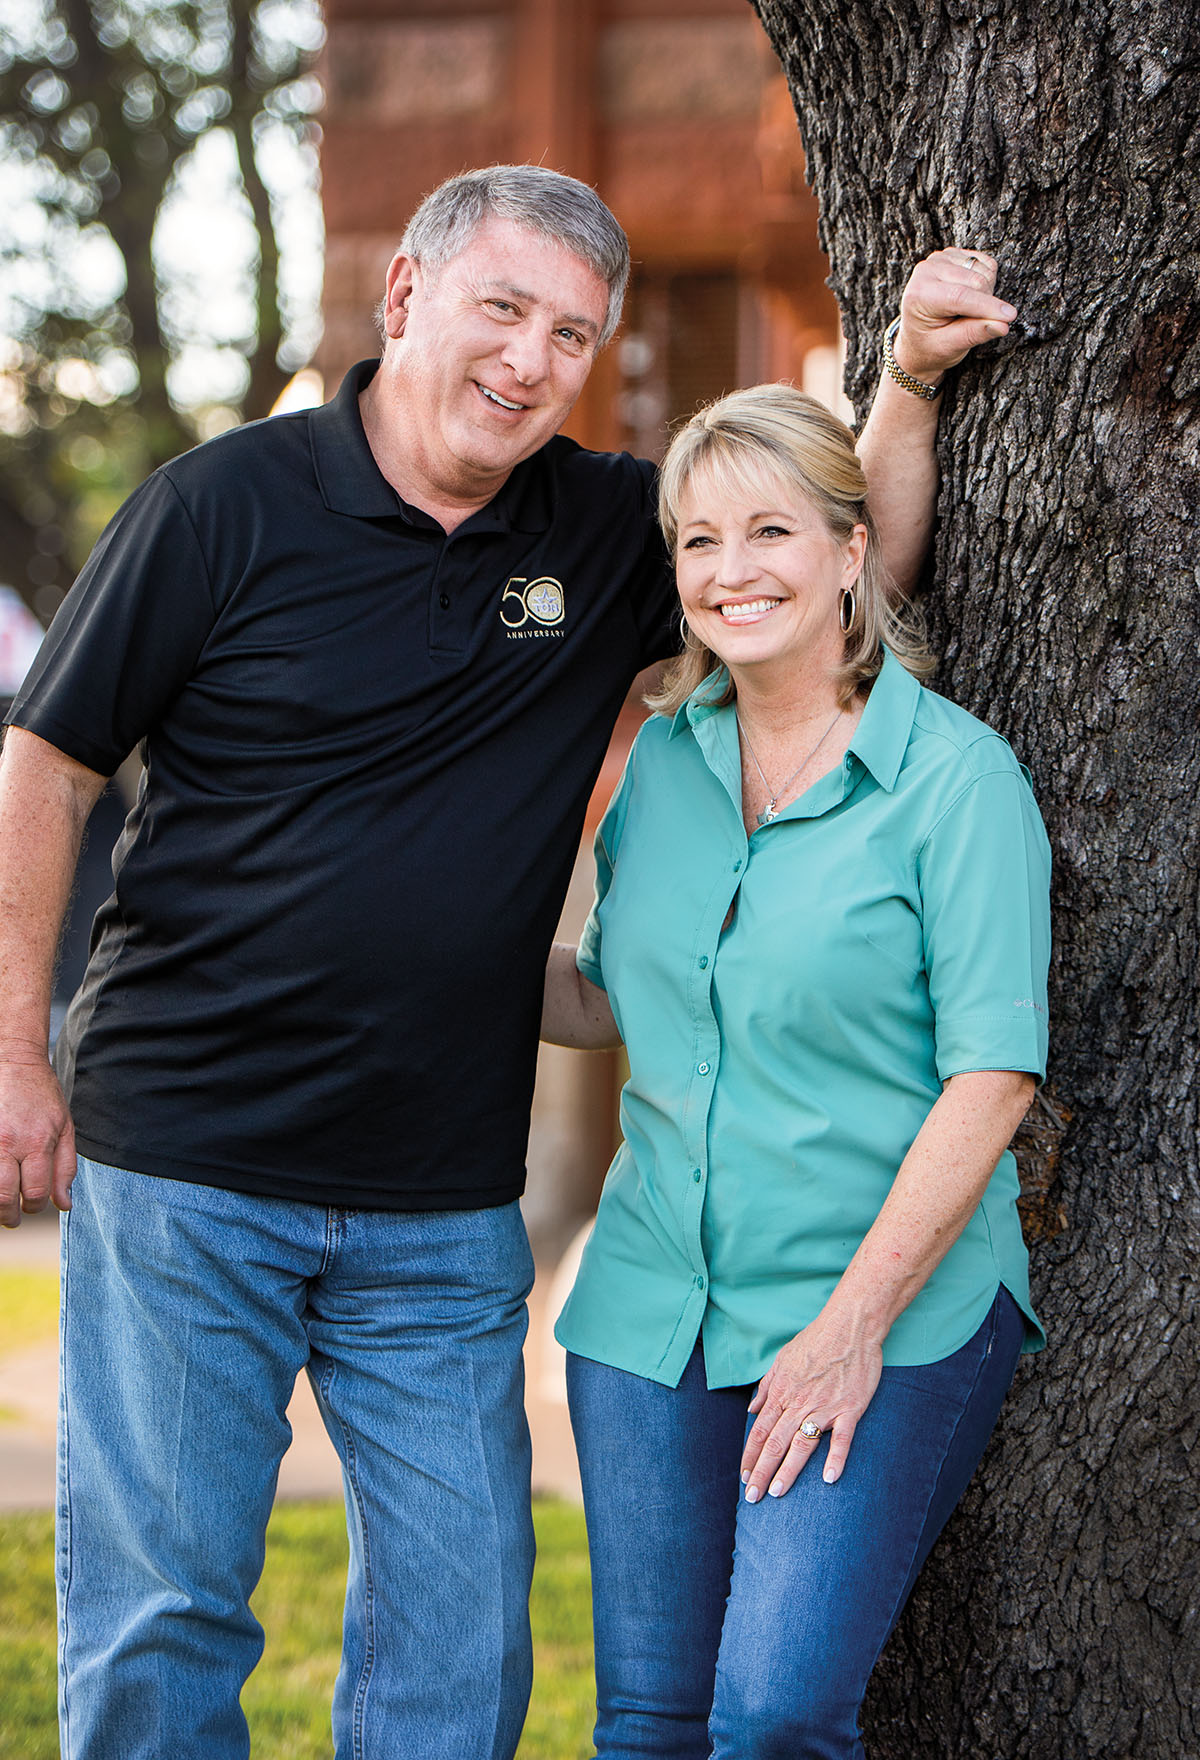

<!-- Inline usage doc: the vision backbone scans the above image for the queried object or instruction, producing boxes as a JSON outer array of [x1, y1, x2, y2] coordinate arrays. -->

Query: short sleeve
[[576, 747, 639, 990], [6, 470, 217, 775], [625, 459, 678, 667], [918, 764, 1051, 1080]]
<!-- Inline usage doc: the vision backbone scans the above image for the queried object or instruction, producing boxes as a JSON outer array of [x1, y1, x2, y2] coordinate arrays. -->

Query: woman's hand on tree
[[893, 248, 1017, 384], [739, 1315, 884, 1500]]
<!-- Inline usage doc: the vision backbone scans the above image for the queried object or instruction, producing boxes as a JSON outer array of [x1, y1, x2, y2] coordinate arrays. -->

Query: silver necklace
[[737, 709, 842, 827]]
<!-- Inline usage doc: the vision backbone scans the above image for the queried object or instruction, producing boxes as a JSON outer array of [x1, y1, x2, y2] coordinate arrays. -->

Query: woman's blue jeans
[[566, 1287, 1024, 1760], [57, 1157, 536, 1760]]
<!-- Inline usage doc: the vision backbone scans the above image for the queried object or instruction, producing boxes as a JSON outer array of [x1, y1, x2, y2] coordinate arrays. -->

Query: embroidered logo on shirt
[[500, 575, 566, 639]]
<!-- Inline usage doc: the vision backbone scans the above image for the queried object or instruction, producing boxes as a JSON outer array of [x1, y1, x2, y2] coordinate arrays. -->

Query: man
[[0, 166, 1014, 1758]]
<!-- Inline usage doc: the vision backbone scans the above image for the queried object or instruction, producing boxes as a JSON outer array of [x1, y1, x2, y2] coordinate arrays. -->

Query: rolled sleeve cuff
[[934, 1008, 1048, 1082]]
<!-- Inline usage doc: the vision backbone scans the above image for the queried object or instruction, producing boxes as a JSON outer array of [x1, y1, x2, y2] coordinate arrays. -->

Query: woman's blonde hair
[[650, 383, 933, 715]]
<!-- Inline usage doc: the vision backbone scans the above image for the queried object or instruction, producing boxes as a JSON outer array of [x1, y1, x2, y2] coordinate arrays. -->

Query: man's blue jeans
[[57, 1156, 536, 1760], [566, 1287, 1024, 1760]]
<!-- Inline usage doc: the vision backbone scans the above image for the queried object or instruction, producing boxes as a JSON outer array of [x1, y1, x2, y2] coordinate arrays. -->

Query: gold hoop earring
[[839, 587, 857, 633]]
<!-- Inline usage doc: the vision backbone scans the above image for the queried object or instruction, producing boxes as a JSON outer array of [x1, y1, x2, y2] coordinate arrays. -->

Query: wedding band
[[798, 1418, 822, 1441]]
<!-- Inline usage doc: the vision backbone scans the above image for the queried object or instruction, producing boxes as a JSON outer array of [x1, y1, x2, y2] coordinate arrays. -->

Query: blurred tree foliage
[[0, 0, 324, 623]]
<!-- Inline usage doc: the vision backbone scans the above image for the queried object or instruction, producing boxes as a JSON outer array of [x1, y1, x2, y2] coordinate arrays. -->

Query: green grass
[[522, 1498, 596, 1758], [0, 1498, 595, 1759]]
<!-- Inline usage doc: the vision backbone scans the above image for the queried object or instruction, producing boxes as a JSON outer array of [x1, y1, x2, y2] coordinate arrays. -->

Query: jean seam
[[58, 1202, 74, 1759], [859, 1297, 1001, 1683], [320, 1357, 376, 1760], [470, 1338, 528, 1760]]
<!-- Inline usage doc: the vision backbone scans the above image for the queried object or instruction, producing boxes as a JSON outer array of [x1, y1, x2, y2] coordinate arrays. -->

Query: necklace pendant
[[757, 799, 779, 827]]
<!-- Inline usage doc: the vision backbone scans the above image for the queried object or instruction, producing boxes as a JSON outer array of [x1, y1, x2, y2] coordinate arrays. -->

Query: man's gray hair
[[398, 165, 630, 347]]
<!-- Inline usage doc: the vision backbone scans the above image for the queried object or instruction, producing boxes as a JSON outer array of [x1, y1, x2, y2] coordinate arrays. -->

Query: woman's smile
[[718, 596, 783, 621]]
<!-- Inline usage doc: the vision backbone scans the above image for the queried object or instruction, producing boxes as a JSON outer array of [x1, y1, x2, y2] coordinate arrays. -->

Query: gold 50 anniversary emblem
[[500, 575, 565, 629]]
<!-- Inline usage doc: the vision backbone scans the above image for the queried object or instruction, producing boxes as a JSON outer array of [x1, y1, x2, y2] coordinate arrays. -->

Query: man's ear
[[381, 253, 418, 340]]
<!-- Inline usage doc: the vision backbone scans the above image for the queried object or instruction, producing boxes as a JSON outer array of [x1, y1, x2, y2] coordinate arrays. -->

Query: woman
[[541, 382, 1051, 1759]]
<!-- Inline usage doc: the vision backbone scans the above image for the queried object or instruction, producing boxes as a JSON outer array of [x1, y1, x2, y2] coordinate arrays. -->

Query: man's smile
[[478, 383, 526, 412]]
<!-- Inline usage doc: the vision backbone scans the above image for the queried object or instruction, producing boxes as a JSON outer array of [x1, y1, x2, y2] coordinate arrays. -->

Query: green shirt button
[[693, 1168, 702, 1183], [698, 955, 709, 969], [695, 1274, 706, 1290], [697, 1060, 710, 1075]]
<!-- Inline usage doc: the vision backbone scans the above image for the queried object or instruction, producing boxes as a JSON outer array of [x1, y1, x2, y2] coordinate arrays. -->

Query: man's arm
[[858, 249, 1017, 595], [0, 727, 108, 1226]]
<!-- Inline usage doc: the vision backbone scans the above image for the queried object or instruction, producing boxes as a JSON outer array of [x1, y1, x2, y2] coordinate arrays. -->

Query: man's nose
[[499, 324, 552, 386]]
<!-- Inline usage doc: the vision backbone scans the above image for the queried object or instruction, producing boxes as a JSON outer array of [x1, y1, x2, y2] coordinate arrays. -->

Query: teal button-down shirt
[[555, 651, 1051, 1389]]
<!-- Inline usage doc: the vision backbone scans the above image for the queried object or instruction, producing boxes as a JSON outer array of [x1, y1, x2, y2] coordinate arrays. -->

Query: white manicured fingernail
[[745, 1485, 759, 1504], [823, 1465, 837, 1484]]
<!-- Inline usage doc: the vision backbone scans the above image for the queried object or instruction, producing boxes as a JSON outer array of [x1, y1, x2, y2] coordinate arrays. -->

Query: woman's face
[[674, 465, 866, 691]]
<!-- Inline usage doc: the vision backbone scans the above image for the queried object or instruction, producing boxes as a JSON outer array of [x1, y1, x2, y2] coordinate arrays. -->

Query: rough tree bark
[[748, 2, 1200, 1754]]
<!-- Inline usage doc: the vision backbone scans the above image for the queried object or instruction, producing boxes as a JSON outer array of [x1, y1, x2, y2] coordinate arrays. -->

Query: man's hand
[[0, 726, 106, 1228], [0, 1039, 75, 1227], [892, 248, 1016, 386]]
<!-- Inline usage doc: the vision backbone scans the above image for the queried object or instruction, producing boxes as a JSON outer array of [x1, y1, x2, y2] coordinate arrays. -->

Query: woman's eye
[[756, 525, 789, 539]]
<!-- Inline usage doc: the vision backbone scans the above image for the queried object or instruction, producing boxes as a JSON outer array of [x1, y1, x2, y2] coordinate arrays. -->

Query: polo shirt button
[[697, 1060, 710, 1075], [692, 1168, 702, 1183], [698, 955, 709, 969], [439, 593, 450, 609], [695, 1274, 706, 1290]]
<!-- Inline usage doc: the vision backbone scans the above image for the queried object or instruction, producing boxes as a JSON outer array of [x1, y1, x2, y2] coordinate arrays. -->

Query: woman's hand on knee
[[739, 1324, 883, 1500]]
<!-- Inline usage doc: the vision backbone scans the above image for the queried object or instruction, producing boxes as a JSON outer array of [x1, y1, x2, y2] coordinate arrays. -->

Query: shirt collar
[[668, 668, 732, 738], [845, 649, 920, 793], [308, 358, 552, 533], [669, 649, 920, 794]]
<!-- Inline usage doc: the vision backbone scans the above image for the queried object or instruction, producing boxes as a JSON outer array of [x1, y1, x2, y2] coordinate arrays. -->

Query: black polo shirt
[[9, 362, 677, 1208]]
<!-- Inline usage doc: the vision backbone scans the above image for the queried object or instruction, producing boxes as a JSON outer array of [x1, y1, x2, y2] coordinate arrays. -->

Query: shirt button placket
[[686, 853, 735, 1318]]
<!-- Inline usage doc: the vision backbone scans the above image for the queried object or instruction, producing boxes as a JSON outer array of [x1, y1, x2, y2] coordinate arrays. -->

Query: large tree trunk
[[748, 1, 1200, 1753]]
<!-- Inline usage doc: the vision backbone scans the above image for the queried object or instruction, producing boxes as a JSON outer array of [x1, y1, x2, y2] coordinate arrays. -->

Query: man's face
[[379, 217, 611, 502]]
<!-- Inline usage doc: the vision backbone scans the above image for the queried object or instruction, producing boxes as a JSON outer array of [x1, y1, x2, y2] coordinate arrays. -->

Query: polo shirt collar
[[308, 359, 552, 533], [670, 648, 920, 794], [309, 360, 405, 517]]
